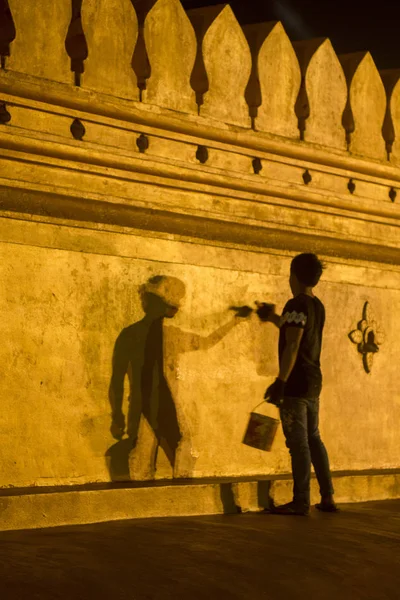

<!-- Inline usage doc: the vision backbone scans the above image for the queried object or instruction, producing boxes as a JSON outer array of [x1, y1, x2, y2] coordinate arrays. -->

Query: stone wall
[[0, 0, 399, 489]]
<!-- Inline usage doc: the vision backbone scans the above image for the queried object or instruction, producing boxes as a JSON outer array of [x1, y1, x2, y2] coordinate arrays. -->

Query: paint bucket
[[242, 402, 280, 452]]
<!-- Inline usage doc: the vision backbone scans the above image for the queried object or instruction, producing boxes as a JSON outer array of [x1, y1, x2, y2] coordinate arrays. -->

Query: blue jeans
[[280, 397, 334, 508]]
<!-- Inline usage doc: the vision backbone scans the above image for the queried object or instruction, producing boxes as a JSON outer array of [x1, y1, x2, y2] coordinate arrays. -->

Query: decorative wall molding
[[1, 73, 400, 188], [1, 183, 400, 266], [0, 4, 400, 265]]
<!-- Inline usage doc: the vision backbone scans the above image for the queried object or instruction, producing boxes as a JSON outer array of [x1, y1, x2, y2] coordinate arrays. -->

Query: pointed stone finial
[[244, 21, 300, 137], [188, 4, 252, 127], [381, 69, 400, 164], [340, 52, 387, 160], [81, 0, 139, 100], [0, 0, 16, 65], [142, 0, 197, 113], [294, 38, 347, 149], [6, 0, 71, 83]]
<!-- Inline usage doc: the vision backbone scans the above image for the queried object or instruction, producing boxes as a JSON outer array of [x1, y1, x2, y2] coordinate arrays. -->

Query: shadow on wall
[[106, 275, 251, 483], [106, 276, 185, 482]]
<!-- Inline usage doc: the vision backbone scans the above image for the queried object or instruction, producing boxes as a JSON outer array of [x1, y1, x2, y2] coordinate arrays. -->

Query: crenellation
[[0, 0, 15, 66], [340, 52, 387, 161], [381, 69, 400, 166], [142, 0, 197, 113], [81, 0, 140, 100], [0, 1, 397, 164], [6, 0, 72, 84], [188, 4, 252, 127], [293, 38, 347, 150], [244, 21, 301, 138]]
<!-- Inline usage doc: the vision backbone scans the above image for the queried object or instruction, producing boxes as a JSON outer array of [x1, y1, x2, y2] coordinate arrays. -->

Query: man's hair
[[291, 253, 324, 287]]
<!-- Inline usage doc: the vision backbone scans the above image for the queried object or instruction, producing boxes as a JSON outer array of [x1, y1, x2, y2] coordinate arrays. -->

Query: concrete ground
[[0, 500, 399, 600]]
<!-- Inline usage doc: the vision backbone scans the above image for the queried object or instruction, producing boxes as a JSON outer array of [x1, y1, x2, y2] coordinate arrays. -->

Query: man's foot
[[270, 501, 310, 516], [315, 501, 340, 513]]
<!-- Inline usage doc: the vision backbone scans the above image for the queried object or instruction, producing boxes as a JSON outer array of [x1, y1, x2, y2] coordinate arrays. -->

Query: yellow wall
[[0, 215, 398, 488], [1, 1, 400, 493]]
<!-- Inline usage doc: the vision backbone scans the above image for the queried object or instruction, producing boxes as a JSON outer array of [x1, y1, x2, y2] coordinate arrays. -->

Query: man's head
[[289, 253, 324, 295], [140, 275, 186, 318]]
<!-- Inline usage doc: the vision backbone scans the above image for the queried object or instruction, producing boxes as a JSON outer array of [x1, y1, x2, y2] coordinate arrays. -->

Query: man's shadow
[[106, 276, 185, 482], [105, 275, 251, 482]]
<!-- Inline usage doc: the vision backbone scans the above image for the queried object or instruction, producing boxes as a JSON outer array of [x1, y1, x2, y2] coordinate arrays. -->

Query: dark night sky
[[182, 0, 400, 71]]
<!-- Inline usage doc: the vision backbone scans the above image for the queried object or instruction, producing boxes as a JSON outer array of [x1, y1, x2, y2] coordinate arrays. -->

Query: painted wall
[[0, 215, 399, 488]]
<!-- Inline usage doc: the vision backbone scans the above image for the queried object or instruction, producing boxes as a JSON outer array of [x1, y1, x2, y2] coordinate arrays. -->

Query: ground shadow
[[257, 480, 275, 511], [219, 479, 275, 515], [220, 483, 241, 514]]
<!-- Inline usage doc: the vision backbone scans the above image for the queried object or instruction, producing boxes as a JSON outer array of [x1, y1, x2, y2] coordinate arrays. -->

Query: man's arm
[[255, 302, 281, 328], [264, 326, 304, 405], [269, 313, 282, 329], [278, 327, 304, 382]]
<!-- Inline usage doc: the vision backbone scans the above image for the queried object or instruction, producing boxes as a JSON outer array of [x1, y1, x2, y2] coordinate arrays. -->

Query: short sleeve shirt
[[278, 294, 325, 398]]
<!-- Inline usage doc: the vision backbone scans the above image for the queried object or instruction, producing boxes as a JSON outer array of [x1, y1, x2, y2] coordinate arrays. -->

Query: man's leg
[[156, 385, 182, 471], [307, 398, 337, 510], [277, 398, 311, 514]]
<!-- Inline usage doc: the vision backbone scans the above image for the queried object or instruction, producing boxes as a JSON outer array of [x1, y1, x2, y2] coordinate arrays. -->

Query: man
[[256, 253, 338, 516]]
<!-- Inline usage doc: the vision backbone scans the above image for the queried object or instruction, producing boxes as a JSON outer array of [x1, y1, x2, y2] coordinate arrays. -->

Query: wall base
[[1, 469, 399, 532]]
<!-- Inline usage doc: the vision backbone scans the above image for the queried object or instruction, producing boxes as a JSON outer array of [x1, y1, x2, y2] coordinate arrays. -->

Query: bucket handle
[[251, 400, 280, 414]]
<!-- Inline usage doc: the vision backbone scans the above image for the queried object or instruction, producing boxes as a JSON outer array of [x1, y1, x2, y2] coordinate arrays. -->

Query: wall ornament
[[348, 301, 384, 373]]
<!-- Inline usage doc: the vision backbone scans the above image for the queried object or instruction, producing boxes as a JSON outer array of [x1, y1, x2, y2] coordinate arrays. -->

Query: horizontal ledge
[[1, 133, 400, 226], [1, 468, 399, 498], [3, 89, 400, 192], [1, 71, 400, 185], [1, 185, 400, 266]]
